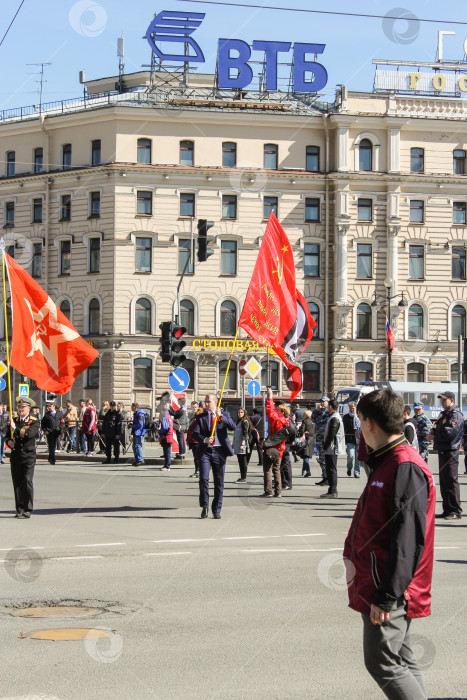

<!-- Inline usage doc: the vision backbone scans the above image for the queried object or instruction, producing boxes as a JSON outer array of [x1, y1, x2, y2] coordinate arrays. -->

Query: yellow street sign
[[245, 356, 262, 379], [0, 360, 7, 378]]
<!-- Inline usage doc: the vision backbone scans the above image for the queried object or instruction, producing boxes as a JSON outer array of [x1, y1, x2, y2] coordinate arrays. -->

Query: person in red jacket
[[343, 388, 435, 700], [261, 387, 289, 498]]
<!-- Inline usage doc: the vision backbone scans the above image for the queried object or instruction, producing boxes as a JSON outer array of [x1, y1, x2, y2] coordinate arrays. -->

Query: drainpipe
[[322, 113, 330, 392], [40, 114, 51, 293]]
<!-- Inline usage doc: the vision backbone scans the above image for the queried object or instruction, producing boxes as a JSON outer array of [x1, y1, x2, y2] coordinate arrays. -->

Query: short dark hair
[[357, 389, 404, 435], [329, 399, 338, 411], [404, 404, 411, 415]]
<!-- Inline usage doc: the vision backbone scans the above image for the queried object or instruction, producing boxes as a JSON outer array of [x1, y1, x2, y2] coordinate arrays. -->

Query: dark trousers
[[438, 450, 462, 515], [176, 430, 186, 456], [280, 448, 292, 488], [46, 432, 58, 464], [263, 447, 281, 496], [105, 438, 120, 461], [236, 453, 248, 480], [162, 440, 172, 468], [86, 434, 95, 453], [199, 448, 226, 513], [11, 457, 34, 513], [325, 454, 338, 493], [191, 445, 201, 473]]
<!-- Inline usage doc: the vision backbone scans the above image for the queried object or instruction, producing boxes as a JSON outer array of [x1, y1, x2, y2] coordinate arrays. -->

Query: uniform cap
[[16, 396, 36, 408], [413, 402, 424, 409], [109, 401, 116, 406], [438, 391, 455, 400], [320, 396, 330, 402]]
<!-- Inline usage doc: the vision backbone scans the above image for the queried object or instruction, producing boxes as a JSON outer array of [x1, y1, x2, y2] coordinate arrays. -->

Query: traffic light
[[197, 219, 215, 262], [159, 322, 172, 363], [158, 322, 187, 366]]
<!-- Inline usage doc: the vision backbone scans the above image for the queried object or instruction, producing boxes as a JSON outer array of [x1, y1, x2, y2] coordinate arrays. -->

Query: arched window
[[303, 361, 320, 391], [219, 359, 237, 390], [59, 299, 71, 321], [88, 298, 100, 335], [134, 358, 152, 388], [181, 359, 195, 390], [180, 299, 194, 335], [135, 298, 151, 334], [220, 300, 237, 336], [359, 138, 373, 171], [309, 302, 319, 339], [261, 361, 279, 390], [408, 304, 424, 339], [356, 361, 372, 383], [452, 305, 466, 338], [407, 362, 424, 382], [356, 303, 371, 339]]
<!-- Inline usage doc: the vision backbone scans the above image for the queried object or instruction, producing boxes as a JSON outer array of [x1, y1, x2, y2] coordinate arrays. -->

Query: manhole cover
[[12, 606, 102, 618], [20, 627, 116, 641]]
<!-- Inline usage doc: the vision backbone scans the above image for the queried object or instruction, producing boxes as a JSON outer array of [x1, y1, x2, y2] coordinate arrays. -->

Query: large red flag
[[4, 252, 99, 393], [238, 212, 316, 400]]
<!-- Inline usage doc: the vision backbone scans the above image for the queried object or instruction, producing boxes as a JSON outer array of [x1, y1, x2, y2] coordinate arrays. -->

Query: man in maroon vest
[[344, 388, 435, 700]]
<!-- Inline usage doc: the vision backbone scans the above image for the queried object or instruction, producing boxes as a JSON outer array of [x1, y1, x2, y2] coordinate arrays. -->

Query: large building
[[1, 65, 466, 411]]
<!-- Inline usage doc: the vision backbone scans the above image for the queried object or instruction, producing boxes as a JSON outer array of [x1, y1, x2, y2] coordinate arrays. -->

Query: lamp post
[[371, 282, 408, 381]]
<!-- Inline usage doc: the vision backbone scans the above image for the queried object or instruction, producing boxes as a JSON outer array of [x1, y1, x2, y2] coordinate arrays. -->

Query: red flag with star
[[238, 212, 316, 400], [4, 252, 98, 393]]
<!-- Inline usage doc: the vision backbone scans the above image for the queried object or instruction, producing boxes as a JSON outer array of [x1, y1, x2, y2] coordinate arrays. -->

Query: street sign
[[245, 356, 261, 379], [0, 360, 7, 377], [239, 359, 247, 376], [168, 367, 190, 392], [18, 383, 29, 398], [0, 378, 6, 391], [247, 380, 261, 397]]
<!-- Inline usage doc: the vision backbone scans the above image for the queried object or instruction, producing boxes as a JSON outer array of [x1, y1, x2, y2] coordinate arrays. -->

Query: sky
[[1, 0, 467, 111]]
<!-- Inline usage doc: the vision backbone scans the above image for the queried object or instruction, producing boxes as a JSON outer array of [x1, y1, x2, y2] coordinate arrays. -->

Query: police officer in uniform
[[432, 391, 463, 520], [312, 396, 329, 485], [8, 397, 40, 519], [413, 401, 432, 464]]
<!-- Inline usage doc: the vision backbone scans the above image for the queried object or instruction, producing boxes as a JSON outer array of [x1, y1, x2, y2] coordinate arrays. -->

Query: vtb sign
[[145, 10, 328, 93]]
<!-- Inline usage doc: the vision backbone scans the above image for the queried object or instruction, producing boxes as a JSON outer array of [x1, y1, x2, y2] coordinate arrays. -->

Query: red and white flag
[[4, 252, 98, 393]]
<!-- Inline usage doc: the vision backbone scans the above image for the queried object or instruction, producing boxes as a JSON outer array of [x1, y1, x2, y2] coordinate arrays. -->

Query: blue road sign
[[18, 383, 29, 398], [169, 367, 190, 392], [0, 378, 6, 391], [247, 380, 261, 397]]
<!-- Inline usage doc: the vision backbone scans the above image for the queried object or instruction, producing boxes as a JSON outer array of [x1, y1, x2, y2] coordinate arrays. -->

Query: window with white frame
[[137, 138, 151, 164], [222, 194, 237, 219], [408, 304, 424, 339], [454, 149, 466, 175], [86, 357, 99, 387], [410, 200, 424, 223], [263, 196, 277, 219], [33, 147, 43, 173], [88, 298, 100, 335], [135, 237, 152, 272], [134, 358, 152, 388], [452, 246, 466, 280], [261, 360, 279, 390], [308, 302, 319, 339], [407, 362, 424, 382], [32, 198, 42, 223], [264, 143, 278, 169], [221, 241, 237, 275], [219, 359, 237, 389], [178, 239, 193, 275], [305, 197, 320, 222], [304, 243, 320, 277], [220, 300, 237, 336], [306, 145, 320, 172], [180, 299, 194, 335], [180, 140, 194, 166], [356, 361, 372, 383], [453, 202, 466, 224], [222, 142, 236, 167], [452, 305, 466, 338], [60, 195, 71, 221], [59, 299, 71, 321], [88, 237, 100, 273], [303, 361, 320, 391], [6, 151, 15, 176], [358, 198, 372, 221], [91, 139, 101, 166], [357, 243, 372, 278], [356, 303, 371, 338], [62, 144, 72, 170], [409, 245, 424, 279], [31, 243, 42, 279], [137, 190, 152, 216], [59, 240, 71, 275], [359, 139, 373, 171], [4, 201, 14, 226], [135, 298, 151, 334]]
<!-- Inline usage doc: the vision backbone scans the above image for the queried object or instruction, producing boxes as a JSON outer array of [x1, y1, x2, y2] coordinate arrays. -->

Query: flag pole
[[210, 325, 240, 438], [1, 249, 14, 437]]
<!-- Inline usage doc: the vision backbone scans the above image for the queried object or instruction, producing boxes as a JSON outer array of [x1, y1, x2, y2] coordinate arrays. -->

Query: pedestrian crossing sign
[[18, 384, 29, 398]]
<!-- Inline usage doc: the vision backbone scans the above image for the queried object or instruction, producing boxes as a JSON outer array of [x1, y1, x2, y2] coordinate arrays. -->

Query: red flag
[[386, 316, 395, 352], [238, 212, 316, 400], [4, 252, 99, 393]]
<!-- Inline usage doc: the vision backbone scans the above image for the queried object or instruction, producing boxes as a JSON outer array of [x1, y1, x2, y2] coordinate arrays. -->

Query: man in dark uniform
[[41, 402, 61, 465], [8, 396, 40, 518], [413, 401, 432, 464], [103, 401, 122, 464], [432, 391, 463, 520], [313, 396, 329, 485]]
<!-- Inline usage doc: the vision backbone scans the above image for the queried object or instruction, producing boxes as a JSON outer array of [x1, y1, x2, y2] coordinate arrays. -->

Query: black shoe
[[435, 512, 449, 519], [103, 459, 111, 464], [320, 492, 338, 499], [315, 478, 329, 486], [113, 458, 119, 464], [212, 512, 221, 519], [443, 512, 462, 520], [347, 469, 351, 477], [201, 507, 208, 519]]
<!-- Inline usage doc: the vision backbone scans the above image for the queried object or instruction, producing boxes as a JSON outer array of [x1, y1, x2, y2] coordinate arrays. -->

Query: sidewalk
[[35, 441, 196, 467]]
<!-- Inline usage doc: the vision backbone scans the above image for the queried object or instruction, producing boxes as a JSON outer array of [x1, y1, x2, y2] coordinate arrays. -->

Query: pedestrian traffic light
[[197, 219, 215, 262], [170, 323, 187, 367], [159, 321, 172, 363]]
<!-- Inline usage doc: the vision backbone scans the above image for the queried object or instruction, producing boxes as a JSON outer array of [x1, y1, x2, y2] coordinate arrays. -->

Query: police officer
[[41, 402, 61, 465], [413, 401, 432, 464], [8, 397, 40, 519], [312, 396, 329, 485], [432, 391, 463, 520]]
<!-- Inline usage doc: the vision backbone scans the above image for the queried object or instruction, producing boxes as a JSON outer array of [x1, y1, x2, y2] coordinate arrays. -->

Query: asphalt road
[[0, 452, 465, 700]]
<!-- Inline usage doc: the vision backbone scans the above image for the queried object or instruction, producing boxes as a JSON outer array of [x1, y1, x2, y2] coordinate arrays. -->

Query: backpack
[[137, 410, 150, 431]]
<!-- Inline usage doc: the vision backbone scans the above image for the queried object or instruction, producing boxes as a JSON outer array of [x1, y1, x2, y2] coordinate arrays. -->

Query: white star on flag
[[25, 296, 79, 374]]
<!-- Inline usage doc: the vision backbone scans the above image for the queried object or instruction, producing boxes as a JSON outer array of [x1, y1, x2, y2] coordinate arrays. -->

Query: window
[[305, 197, 320, 222], [6, 151, 15, 177], [453, 149, 466, 175], [87, 358, 99, 388], [135, 237, 152, 272], [33, 147, 43, 173], [220, 300, 237, 336], [356, 361, 373, 383], [6, 244, 14, 258], [308, 302, 319, 339], [180, 359, 195, 389], [180, 192, 195, 217], [91, 139, 101, 166], [222, 194, 237, 219], [222, 142, 236, 167], [180, 140, 194, 166], [356, 303, 371, 339], [134, 358, 152, 388], [88, 298, 100, 335], [306, 145, 320, 172], [303, 361, 320, 391], [59, 299, 71, 321], [62, 144, 72, 170], [219, 359, 237, 390], [180, 299, 194, 335], [89, 237, 100, 273], [137, 190, 152, 215], [410, 200, 424, 223], [178, 239, 193, 274], [452, 246, 466, 280], [357, 244, 372, 278], [135, 298, 151, 334], [452, 305, 466, 338], [4, 202, 14, 226], [32, 198, 42, 223], [59, 240, 71, 275], [453, 202, 466, 224], [60, 195, 71, 221], [407, 362, 424, 382], [358, 198, 372, 221], [31, 243, 42, 279], [304, 243, 320, 277], [264, 143, 278, 169], [409, 245, 424, 279], [137, 138, 151, 164], [89, 191, 100, 217], [221, 241, 237, 275], [359, 138, 373, 171], [408, 304, 424, 339], [261, 360, 279, 390], [410, 147, 424, 173], [263, 196, 278, 219], [451, 363, 460, 382]]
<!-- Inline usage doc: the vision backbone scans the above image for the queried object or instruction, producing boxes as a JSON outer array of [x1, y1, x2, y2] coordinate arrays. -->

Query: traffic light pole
[[175, 218, 194, 324], [458, 334, 462, 409]]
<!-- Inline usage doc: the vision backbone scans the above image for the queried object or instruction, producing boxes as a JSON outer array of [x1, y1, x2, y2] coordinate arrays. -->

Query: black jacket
[[103, 409, 122, 439], [41, 412, 61, 434]]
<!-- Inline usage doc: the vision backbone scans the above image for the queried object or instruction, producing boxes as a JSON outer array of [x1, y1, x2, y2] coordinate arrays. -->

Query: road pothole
[[20, 627, 117, 641], [12, 606, 103, 618]]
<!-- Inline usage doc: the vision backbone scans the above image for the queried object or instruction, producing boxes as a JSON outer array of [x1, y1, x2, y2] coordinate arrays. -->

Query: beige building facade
[[0, 71, 466, 411]]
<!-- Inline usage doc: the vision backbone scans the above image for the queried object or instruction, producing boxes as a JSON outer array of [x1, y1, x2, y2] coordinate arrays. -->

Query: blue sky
[[1, 0, 466, 110]]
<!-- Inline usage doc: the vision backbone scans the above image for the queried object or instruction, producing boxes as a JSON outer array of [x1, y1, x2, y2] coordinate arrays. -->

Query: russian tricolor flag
[[386, 316, 395, 352]]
